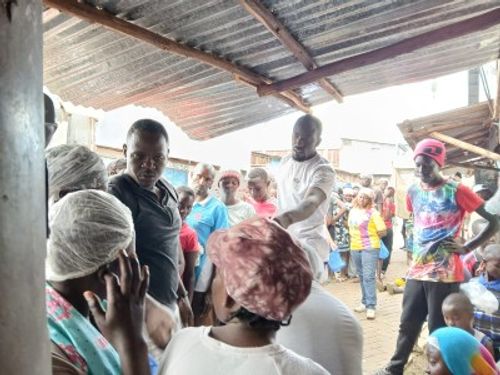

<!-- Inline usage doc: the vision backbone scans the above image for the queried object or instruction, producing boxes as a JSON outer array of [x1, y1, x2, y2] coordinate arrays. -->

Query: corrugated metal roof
[[397, 102, 496, 164], [43, 1, 500, 140]]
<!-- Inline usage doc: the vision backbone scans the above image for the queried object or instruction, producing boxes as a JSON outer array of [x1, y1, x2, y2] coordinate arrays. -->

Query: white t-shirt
[[226, 201, 256, 227], [159, 326, 329, 375], [276, 154, 335, 260], [277, 281, 363, 375]]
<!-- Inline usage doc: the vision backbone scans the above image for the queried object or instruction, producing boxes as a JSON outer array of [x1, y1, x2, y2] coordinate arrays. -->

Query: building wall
[[338, 139, 411, 176]]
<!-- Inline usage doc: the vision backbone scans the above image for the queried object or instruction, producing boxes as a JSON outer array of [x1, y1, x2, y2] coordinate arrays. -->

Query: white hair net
[[46, 190, 134, 281], [46, 144, 108, 203]]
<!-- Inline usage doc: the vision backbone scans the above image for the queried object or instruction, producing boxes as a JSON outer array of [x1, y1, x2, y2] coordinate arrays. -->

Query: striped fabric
[[473, 275, 500, 361]]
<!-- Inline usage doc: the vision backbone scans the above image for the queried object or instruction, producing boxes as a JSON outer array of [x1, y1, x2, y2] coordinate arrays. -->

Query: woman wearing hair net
[[46, 190, 151, 375], [46, 144, 176, 355], [46, 144, 108, 206]]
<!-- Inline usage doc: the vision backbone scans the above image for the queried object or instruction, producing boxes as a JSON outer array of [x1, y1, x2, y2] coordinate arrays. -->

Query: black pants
[[386, 280, 459, 374], [381, 228, 393, 272]]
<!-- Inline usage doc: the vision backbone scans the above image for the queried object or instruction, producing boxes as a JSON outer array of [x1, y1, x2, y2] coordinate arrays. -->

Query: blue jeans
[[351, 248, 379, 309]]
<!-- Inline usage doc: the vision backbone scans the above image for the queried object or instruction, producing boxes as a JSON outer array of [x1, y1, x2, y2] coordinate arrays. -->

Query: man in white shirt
[[277, 244, 363, 375], [275, 114, 335, 262]]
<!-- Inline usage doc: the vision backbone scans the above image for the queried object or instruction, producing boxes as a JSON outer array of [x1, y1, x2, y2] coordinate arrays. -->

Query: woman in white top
[[159, 217, 329, 375]]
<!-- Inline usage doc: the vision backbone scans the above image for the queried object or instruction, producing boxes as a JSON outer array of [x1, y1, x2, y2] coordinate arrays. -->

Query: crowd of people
[[42, 93, 500, 375]]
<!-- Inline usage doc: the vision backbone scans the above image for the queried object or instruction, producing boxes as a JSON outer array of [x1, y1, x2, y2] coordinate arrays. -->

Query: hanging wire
[[479, 66, 494, 116]]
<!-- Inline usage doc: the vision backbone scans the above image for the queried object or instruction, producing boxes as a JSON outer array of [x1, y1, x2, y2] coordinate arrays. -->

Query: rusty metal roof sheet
[[43, 1, 500, 140], [397, 102, 496, 164]]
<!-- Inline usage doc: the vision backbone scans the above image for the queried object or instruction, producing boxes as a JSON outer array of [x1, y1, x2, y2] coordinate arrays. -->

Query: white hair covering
[[46, 190, 134, 281], [358, 187, 375, 199], [46, 144, 108, 203]]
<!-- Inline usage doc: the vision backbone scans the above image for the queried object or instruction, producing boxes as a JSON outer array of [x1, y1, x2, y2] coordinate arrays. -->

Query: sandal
[[334, 272, 347, 282]]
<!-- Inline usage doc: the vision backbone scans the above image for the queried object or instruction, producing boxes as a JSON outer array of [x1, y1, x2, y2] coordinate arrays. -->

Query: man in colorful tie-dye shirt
[[376, 138, 498, 375]]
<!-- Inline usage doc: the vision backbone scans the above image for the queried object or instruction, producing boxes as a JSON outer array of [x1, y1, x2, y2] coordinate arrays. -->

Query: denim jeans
[[351, 248, 379, 308]]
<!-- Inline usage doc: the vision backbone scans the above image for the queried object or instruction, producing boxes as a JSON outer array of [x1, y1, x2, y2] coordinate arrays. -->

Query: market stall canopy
[[43, 0, 500, 140], [398, 102, 499, 169]]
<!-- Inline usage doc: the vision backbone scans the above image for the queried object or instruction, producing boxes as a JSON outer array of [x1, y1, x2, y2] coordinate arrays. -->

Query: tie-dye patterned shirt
[[348, 207, 386, 250], [406, 179, 483, 282]]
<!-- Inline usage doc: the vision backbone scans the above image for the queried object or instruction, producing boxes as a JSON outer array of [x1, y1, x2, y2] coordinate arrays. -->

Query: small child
[[177, 186, 201, 302], [473, 244, 500, 361], [158, 217, 328, 375], [442, 293, 494, 357], [426, 327, 498, 375]]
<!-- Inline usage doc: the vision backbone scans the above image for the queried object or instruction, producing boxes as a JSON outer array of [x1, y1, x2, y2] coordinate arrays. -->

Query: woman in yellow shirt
[[348, 188, 387, 320]]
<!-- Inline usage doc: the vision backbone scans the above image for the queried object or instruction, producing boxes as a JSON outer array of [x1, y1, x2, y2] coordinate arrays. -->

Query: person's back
[[276, 281, 363, 374], [160, 326, 328, 375]]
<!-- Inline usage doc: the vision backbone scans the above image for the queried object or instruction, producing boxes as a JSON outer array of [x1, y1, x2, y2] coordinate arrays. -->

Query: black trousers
[[381, 228, 394, 272], [386, 279, 459, 374]]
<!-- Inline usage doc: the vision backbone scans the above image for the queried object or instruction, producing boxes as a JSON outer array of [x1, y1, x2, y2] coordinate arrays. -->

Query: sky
[[55, 62, 497, 170]]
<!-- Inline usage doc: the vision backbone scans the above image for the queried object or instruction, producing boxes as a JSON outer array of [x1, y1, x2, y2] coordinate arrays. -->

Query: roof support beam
[[258, 8, 500, 96], [494, 60, 500, 118], [447, 162, 500, 172], [430, 131, 500, 161], [239, 0, 343, 103], [43, 0, 310, 113]]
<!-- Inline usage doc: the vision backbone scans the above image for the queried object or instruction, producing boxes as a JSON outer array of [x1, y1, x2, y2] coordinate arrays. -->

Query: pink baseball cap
[[207, 217, 313, 321], [218, 169, 241, 184], [413, 138, 446, 167]]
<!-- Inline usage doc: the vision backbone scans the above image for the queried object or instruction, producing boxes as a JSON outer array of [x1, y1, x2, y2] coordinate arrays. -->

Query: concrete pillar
[[0, 1, 51, 374]]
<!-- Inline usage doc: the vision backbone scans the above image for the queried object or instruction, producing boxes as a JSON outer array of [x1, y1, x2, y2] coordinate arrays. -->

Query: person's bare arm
[[178, 241, 186, 276], [144, 295, 176, 349], [274, 187, 327, 229], [182, 252, 198, 302], [177, 278, 194, 327], [464, 206, 498, 251], [377, 229, 387, 238], [446, 206, 498, 254]]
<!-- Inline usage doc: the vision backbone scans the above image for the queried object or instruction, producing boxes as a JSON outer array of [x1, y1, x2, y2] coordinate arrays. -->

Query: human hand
[[178, 296, 194, 327], [441, 237, 468, 254], [84, 250, 149, 352], [145, 295, 176, 349]]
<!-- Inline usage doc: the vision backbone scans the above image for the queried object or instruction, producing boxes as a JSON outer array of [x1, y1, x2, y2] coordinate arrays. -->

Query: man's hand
[[178, 296, 194, 327], [84, 250, 149, 352], [441, 237, 468, 254]]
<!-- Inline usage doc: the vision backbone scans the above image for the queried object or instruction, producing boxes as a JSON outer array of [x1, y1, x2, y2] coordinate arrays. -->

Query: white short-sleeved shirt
[[277, 281, 363, 375], [159, 326, 330, 375], [226, 201, 256, 227], [276, 154, 335, 261]]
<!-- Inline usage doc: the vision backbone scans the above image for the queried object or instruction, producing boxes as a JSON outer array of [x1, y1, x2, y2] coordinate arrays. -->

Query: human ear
[[122, 144, 127, 158]]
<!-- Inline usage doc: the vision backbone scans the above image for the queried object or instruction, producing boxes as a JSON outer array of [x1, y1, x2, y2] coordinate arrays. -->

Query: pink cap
[[207, 217, 313, 321], [414, 138, 446, 167], [218, 169, 241, 184]]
